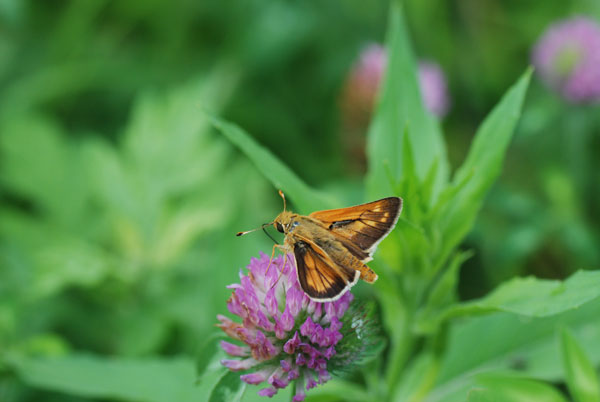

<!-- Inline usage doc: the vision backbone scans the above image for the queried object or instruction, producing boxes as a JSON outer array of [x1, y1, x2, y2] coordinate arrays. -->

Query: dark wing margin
[[293, 240, 358, 302], [310, 197, 402, 258]]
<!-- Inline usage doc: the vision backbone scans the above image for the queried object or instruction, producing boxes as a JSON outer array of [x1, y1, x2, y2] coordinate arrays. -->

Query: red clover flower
[[532, 16, 600, 103], [217, 253, 377, 400]]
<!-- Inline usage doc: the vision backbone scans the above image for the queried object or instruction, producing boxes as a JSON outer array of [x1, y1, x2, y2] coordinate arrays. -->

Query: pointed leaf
[[123, 79, 231, 199], [465, 389, 494, 402], [431, 299, 600, 401], [0, 114, 89, 226], [307, 379, 373, 402], [470, 373, 567, 402], [441, 270, 600, 321], [10, 354, 204, 402], [561, 328, 600, 402], [434, 69, 531, 266], [366, 2, 448, 201], [210, 116, 337, 213], [393, 353, 439, 402], [415, 250, 473, 333], [208, 370, 245, 402]]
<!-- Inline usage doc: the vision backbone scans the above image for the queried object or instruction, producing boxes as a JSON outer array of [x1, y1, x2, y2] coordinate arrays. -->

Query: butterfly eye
[[275, 222, 284, 233]]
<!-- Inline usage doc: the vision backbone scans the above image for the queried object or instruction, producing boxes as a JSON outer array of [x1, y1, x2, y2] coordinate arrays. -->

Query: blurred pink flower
[[339, 44, 450, 173], [532, 16, 600, 103], [418, 61, 450, 117], [342, 43, 450, 118]]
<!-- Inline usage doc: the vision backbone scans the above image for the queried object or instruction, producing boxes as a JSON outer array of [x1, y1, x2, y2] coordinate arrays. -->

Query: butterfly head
[[272, 190, 299, 234], [273, 211, 297, 234]]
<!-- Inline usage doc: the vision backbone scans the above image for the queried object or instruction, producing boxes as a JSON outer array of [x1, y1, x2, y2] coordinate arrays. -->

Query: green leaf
[[469, 373, 568, 402], [430, 299, 600, 401], [10, 354, 205, 402], [0, 210, 114, 299], [197, 350, 234, 400], [193, 337, 245, 402], [307, 379, 373, 402], [465, 389, 494, 402], [426, 251, 473, 307], [0, 114, 89, 227], [151, 199, 229, 267], [81, 138, 142, 228], [396, 130, 425, 222], [209, 371, 245, 402], [433, 69, 531, 267], [122, 79, 231, 199], [561, 328, 600, 402], [31, 237, 114, 298], [366, 2, 448, 202], [210, 115, 337, 213], [113, 308, 168, 356], [441, 270, 600, 321], [75, 79, 236, 270], [393, 353, 439, 402], [415, 250, 473, 334]]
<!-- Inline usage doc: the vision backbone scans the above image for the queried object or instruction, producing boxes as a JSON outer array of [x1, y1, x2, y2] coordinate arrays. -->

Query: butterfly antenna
[[278, 190, 286, 212], [236, 222, 271, 237]]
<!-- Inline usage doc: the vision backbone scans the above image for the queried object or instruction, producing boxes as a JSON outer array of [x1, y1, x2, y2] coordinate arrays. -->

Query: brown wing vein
[[309, 197, 402, 257]]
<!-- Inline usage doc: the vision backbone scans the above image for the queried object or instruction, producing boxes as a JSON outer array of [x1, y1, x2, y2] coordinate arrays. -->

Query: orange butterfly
[[237, 191, 402, 302]]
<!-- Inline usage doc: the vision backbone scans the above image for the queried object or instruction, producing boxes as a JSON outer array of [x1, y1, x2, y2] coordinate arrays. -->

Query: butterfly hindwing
[[293, 239, 359, 302], [309, 197, 402, 259]]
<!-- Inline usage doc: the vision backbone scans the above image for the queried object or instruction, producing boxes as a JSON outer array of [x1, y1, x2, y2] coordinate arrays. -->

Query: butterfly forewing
[[293, 240, 359, 301], [309, 197, 402, 258]]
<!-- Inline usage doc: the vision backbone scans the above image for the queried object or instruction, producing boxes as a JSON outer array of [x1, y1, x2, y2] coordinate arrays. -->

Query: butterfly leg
[[266, 245, 291, 292], [270, 252, 288, 290], [265, 244, 288, 276]]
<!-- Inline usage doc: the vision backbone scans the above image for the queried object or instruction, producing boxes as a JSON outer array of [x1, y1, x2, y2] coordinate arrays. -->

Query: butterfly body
[[239, 193, 402, 302], [274, 214, 365, 300]]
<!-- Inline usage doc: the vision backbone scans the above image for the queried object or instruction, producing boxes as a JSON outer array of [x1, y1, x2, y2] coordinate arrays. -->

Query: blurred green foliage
[[1, 0, 599, 401]]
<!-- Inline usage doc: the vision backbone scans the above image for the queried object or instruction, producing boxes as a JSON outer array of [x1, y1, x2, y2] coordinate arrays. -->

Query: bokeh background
[[1, 0, 599, 401]]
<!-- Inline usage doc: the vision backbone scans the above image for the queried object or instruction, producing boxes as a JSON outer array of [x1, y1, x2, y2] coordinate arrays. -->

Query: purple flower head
[[532, 16, 600, 103], [342, 43, 450, 119], [217, 253, 372, 399]]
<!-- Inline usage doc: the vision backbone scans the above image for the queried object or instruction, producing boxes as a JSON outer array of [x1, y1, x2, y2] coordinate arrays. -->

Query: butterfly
[[237, 191, 402, 302]]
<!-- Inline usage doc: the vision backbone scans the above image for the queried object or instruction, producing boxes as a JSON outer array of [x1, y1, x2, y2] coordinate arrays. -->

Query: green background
[[1, 0, 599, 401]]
